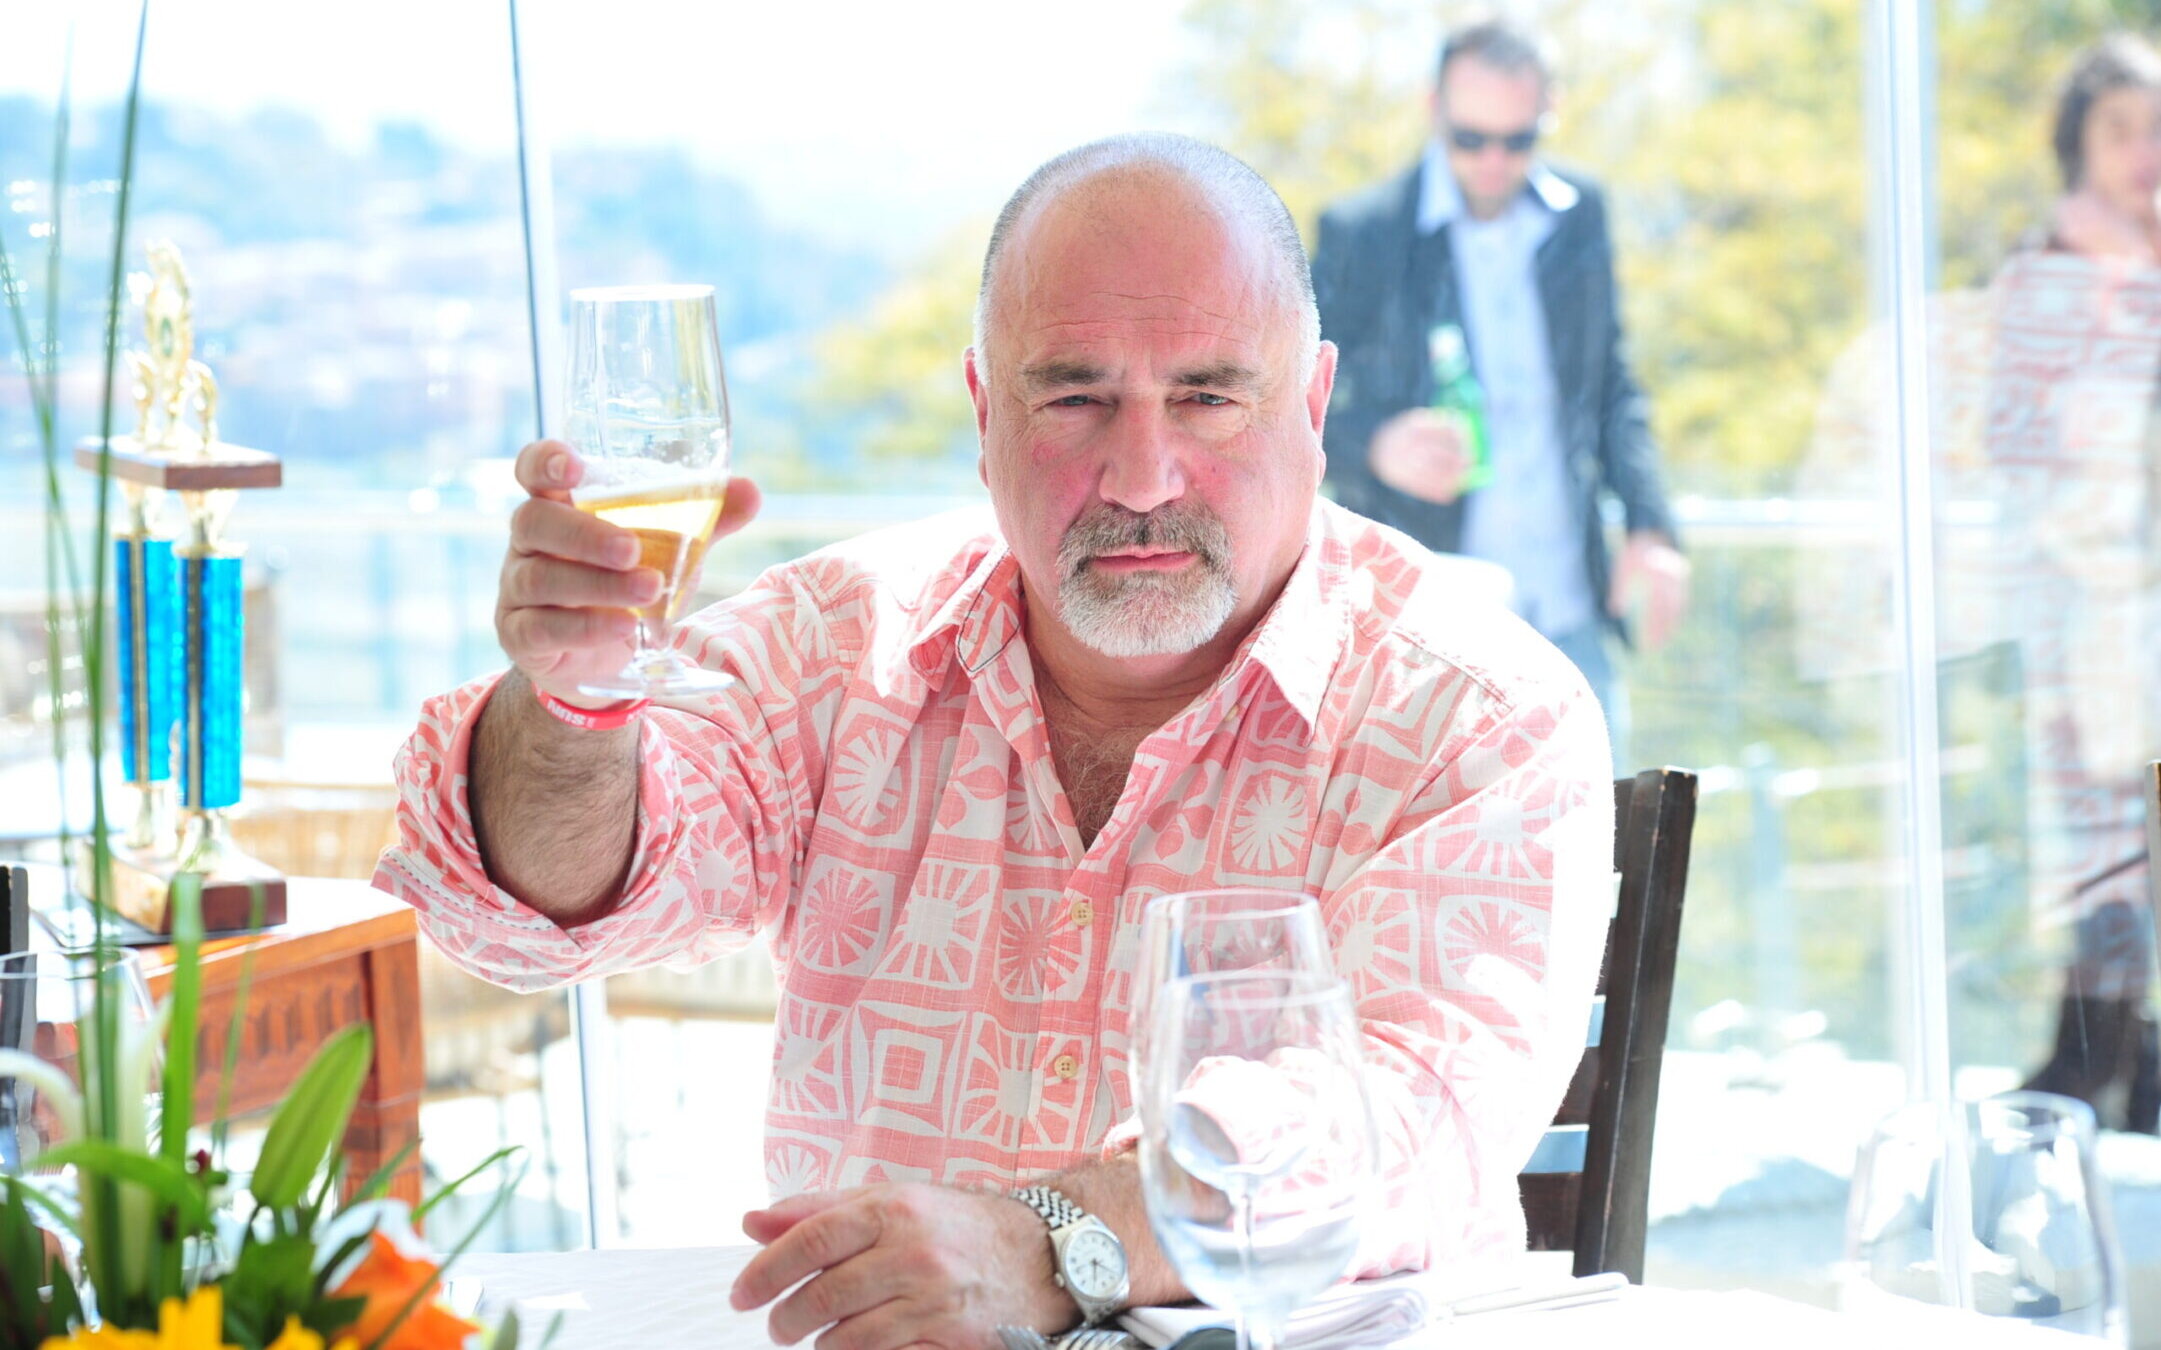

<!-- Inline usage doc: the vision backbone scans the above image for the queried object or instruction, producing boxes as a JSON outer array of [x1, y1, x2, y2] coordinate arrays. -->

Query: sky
[[2, 0, 1205, 254]]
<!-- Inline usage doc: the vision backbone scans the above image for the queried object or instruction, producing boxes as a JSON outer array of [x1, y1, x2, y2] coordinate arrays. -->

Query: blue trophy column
[[117, 535, 181, 787], [179, 551, 244, 813]]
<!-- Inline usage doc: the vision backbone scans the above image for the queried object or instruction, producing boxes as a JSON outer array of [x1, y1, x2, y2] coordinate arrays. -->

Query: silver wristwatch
[[1012, 1185, 1130, 1327]]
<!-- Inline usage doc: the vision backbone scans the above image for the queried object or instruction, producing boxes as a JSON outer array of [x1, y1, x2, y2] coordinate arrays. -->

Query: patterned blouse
[[373, 499, 1614, 1273]]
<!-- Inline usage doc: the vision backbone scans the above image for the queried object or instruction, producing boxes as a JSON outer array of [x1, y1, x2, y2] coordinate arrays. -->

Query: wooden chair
[[1518, 767, 1698, 1282]]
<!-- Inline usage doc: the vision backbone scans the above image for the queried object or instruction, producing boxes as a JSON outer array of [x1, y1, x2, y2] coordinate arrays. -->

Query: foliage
[[803, 228, 982, 472]]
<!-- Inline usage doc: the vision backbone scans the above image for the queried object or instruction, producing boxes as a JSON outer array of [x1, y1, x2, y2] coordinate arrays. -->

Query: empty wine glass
[[1843, 1091, 2126, 1344], [1139, 970, 1375, 1350], [1, 947, 159, 1281], [564, 283, 737, 701], [1130, 889, 1333, 1079], [0, 947, 158, 1174]]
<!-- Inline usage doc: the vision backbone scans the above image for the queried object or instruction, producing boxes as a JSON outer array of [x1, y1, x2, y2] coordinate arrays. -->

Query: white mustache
[[1058, 504, 1231, 580]]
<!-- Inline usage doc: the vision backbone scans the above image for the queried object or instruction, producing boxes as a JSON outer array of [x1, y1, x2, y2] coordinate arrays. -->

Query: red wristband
[[534, 686, 650, 730]]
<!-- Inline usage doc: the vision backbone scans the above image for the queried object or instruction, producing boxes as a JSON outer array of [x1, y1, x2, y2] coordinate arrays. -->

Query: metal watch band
[[1012, 1184, 1089, 1231]]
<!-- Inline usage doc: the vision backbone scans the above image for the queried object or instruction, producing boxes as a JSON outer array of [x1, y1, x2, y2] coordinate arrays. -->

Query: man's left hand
[[1607, 531, 1690, 652], [731, 1184, 1072, 1350]]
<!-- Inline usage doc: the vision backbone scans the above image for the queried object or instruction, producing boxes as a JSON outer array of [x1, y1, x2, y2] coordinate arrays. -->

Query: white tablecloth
[[448, 1246, 2070, 1350]]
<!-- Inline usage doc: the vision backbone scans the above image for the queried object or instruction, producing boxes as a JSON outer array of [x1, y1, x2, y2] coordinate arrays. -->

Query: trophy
[[75, 243, 287, 933]]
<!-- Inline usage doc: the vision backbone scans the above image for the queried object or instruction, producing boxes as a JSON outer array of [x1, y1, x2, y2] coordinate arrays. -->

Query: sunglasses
[[1448, 125, 1540, 154]]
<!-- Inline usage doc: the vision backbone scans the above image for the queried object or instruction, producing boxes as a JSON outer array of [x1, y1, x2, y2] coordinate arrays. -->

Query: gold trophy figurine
[[133, 241, 221, 454]]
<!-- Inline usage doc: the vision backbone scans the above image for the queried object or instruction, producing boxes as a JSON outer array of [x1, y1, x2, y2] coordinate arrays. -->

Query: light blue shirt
[[1416, 141, 1595, 639]]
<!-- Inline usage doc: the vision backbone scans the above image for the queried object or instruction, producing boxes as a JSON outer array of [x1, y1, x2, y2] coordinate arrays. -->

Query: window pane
[[1931, 6, 2161, 1341], [0, 3, 587, 1252]]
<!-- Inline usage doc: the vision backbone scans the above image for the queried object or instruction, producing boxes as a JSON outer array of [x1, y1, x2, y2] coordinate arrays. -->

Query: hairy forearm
[[469, 669, 640, 927], [1044, 1151, 1189, 1309]]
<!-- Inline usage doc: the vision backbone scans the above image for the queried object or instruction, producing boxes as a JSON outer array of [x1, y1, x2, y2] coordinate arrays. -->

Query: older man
[[376, 134, 1611, 1350]]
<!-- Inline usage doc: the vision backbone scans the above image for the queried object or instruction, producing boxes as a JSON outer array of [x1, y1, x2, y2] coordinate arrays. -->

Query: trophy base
[[78, 838, 289, 937]]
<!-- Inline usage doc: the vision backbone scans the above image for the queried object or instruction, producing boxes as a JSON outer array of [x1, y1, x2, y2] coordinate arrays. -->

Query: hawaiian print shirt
[[373, 499, 1614, 1274]]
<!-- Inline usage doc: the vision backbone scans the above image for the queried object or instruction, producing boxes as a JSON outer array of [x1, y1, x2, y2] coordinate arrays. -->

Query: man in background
[[1314, 15, 1686, 749]]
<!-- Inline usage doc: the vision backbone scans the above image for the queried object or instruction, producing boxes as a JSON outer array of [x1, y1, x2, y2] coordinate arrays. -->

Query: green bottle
[[1427, 323, 1492, 492]]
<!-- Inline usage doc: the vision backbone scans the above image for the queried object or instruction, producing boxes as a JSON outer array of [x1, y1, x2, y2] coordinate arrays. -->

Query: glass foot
[[578, 649, 736, 701]]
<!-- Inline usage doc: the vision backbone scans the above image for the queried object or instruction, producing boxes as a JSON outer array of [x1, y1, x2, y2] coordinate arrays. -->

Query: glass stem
[[1232, 1183, 1278, 1350]]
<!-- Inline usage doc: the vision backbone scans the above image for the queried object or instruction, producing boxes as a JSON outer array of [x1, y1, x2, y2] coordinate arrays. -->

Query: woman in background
[[2043, 33, 2161, 261]]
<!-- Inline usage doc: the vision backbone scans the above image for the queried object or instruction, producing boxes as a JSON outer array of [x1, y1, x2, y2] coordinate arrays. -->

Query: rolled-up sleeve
[[372, 568, 834, 993]]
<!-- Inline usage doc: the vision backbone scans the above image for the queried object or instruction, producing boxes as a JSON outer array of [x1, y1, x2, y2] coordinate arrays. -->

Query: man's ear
[[1306, 340, 1338, 441], [965, 346, 992, 443]]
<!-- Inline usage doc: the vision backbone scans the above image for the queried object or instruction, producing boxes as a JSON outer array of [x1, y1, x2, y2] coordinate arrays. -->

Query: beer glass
[[565, 284, 736, 700]]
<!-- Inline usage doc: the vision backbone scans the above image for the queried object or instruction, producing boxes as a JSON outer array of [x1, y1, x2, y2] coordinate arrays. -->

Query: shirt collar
[[1416, 140, 1580, 235], [1232, 504, 1354, 731], [906, 505, 1356, 732], [908, 540, 1024, 681]]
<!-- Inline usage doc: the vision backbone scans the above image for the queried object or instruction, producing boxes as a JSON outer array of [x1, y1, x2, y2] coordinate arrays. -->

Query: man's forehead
[[995, 204, 1286, 356], [1440, 57, 1548, 109], [1005, 292, 1275, 377]]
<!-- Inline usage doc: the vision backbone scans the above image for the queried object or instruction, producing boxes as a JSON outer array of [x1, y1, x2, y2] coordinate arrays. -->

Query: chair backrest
[[1518, 766, 1698, 1282], [1, 864, 25, 959]]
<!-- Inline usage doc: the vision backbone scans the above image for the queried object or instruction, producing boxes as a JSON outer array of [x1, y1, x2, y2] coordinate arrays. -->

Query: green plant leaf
[[302, 1143, 347, 1236], [218, 1229, 320, 1347], [32, 1140, 213, 1235], [306, 1295, 368, 1337], [212, 883, 273, 1167], [48, 1255, 85, 1341], [0, 1174, 82, 1244], [249, 1023, 373, 1210], [157, 871, 205, 1303], [312, 1230, 373, 1299], [482, 1308, 520, 1350], [0, 1182, 52, 1349], [161, 871, 204, 1166], [412, 1145, 520, 1224], [349, 1137, 421, 1207]]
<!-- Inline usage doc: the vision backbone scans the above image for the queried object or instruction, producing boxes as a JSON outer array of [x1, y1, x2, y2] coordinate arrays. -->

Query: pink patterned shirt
[[374, 500, 1613, 1272]]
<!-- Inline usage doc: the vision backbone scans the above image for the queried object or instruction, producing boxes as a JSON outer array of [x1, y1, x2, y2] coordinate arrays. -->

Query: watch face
[[1062, 1227, 1126, 1301]]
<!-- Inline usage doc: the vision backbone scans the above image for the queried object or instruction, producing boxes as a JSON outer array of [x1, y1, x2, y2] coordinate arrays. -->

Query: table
[[450, 1247, 2074, 1350], [139, 876, 423, 1206], [16, 864, 424, 1207]]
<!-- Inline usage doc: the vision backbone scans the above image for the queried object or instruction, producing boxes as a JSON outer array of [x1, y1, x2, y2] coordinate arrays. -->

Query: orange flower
[[328, 1233, 479, 1350]]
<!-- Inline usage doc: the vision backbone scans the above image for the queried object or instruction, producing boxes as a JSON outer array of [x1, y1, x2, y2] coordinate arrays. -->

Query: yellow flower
[[39, 1287, 234, 1350], [264, 1316, 359, 1350]]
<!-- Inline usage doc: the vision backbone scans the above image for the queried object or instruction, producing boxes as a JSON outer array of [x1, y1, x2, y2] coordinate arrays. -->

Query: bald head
[[973, 134, 1320, 377]]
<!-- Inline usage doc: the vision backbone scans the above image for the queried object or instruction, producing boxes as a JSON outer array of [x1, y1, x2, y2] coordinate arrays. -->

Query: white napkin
[[1119, 1256, 1623, 1350], [1120, 1271, 1432, 1350]]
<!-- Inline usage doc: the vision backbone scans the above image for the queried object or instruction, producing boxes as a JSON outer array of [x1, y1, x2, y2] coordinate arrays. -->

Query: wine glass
[[1139, 970, 1376, 1350], [1130, 889, 1334, 1078], [1842, 1091, 2126, 1344], [1, 947, 159, 1276], [563, 283, 737, 701]]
